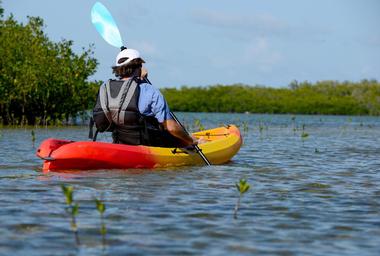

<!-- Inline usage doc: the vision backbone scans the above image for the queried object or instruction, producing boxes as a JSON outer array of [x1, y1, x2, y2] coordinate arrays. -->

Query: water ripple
[[0, 114, 379, 255]]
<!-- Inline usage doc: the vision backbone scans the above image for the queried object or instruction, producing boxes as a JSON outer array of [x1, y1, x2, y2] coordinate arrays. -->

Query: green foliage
[[242, 121, 249, 132], [61, 184, 80, 245], [194, 119, 205, 131], [234, 179, 251, 219], [0, 9, 101, 125], [161, 80, 380, 115], [94, 197, 107, 247], [72, 203, 79, 217], [60, 187, 109, 248], [95, 198, 106, 214], [62, 184, 74, 205], [100, 223, 107, 237], [61, 185, 79, 216], [236, 179, 250, 194], [31, 130, 36, 146], [0, 1, 3, 18]]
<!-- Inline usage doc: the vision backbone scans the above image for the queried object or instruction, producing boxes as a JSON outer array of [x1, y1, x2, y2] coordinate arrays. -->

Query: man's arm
[[139, 74, 199, 146], [163, 119, 197, 146]]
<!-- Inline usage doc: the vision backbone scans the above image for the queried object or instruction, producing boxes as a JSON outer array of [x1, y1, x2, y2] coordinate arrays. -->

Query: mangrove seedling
[[234, 179, 250, 219], [31, 130, 36, 147], [194, 119, 205, 131], [61, 185, 80, 245], [301, 124, 309, 139], [242, 121, 249, 133], [95, 198, 107, 248], [291, 116, 297, 134], [259, 122, 264, 133]]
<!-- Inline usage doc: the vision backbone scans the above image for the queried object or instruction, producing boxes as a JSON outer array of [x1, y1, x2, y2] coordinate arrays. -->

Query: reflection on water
[[0, 113, 379, 255]]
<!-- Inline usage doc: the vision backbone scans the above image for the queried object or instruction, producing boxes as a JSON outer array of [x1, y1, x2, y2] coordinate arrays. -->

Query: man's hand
[[163, 119, 195, 146], [190, 136, 207, 145], [197, 137, 208, 144]]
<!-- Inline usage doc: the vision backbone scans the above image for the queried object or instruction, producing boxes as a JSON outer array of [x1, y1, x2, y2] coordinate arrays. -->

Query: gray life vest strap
[[119, 80, 138, 124], [98, 82, 112, 125], [99, 78, 139, 126]]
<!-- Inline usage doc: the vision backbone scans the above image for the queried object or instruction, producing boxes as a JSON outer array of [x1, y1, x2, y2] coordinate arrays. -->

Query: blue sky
[[3, 0, 380, 88]]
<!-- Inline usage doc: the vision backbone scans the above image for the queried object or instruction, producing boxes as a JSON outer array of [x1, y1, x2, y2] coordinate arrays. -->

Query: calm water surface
[[0, 113, 379, 256]]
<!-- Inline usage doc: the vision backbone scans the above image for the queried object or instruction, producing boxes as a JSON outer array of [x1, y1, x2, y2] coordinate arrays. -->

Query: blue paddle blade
[[91, 2, 123, 48]]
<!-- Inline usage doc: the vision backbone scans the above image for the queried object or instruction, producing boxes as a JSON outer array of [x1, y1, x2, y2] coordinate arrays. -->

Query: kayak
[[36, 125, 242, 172]]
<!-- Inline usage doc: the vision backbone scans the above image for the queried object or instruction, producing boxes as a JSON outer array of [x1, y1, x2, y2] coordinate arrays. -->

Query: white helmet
[[115, 48, 144, 67]]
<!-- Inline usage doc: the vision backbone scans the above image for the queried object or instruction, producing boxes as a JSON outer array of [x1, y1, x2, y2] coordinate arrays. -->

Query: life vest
[[90, 77, 181, 147]]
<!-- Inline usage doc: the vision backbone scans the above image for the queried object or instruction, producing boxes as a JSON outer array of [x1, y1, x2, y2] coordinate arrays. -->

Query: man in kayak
[[92, 47, 199, 147]]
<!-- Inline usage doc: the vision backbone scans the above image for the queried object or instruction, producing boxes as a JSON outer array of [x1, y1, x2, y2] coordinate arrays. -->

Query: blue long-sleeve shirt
[[138, 83, 172, 123]]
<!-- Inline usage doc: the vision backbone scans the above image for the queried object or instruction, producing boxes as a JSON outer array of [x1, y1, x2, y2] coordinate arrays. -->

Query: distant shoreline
[[161, 80, 380, 116]]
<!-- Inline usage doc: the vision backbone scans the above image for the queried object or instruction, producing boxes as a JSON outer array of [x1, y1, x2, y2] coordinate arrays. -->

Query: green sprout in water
[[95, 198, 107, 248], [301, 124, 309, 139], [194, 119, 205, 131], [234, 179, 250, 219], [61, 185, 80, 246], [291, 116, 297, 135], [31, 130, 36, 147], [242, 121, 249, 133], [258, 122, 264, 133]]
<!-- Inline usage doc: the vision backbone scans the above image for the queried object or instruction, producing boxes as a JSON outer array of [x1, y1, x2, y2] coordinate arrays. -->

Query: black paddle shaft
[[144, 78, 211, 166], [169, 112, 211, 166]]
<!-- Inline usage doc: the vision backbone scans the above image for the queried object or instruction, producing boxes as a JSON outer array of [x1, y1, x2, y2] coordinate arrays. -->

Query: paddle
[[91, 2, 123, 48], [91, 2, 211, 165]]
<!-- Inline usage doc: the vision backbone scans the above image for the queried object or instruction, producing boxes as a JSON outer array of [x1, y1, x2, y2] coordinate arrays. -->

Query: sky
[[3, 0, 380, 88]]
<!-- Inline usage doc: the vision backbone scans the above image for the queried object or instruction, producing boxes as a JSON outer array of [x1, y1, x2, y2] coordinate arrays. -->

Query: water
[[0, 113, 379, 256]]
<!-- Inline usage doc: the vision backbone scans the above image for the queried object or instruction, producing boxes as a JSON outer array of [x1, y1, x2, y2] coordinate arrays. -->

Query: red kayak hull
[[36, 125, 242, 172]]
